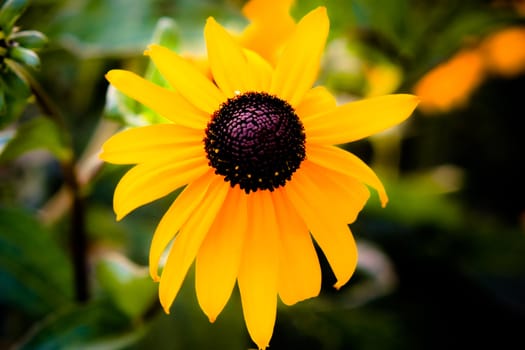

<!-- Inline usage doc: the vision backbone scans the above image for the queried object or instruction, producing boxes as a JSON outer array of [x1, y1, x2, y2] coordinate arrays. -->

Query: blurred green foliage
[[1, 0, 524, 349]]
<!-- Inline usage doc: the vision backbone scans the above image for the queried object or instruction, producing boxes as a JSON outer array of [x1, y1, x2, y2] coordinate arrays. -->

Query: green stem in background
[[12, 61, 90, 303]]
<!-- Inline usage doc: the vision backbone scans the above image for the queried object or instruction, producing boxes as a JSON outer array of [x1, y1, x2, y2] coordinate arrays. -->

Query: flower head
[[100, 6, 418, 349]]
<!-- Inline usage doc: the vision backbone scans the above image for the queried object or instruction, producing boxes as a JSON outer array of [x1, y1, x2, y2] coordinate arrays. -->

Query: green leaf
[[103, 17, 181, 126], [96, 253, 157, 319], [10, 29, 48, 49], [149, 17, 180, 52], [103, 85, 146, 126], [0, 0, 29, 34], [0, 63, 31, 125], [365, 169, 463, 230], [47, 0, 160, 57], [0, 116, 72, 163], [0, 89, 5, 116], [0, 207, 74, 317], [144, 17, 180, 85], [8, 46, 40, 69], [17, 301, 145, 350], [1, 62, 31, 98], [137, 17, 181, 124], [0, 92, 30, 127], [142, 19, 176, 91]]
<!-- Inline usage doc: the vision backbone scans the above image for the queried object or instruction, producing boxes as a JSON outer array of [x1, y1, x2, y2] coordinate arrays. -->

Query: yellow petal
[[244, 49, 273, 92], [285, 171, 358, 289], [238, 191, 279, 350], [306, 94, 419, 145], [100, 124, 204, 164], [240, 0, 296, 65], [272, 188, 321, 306], [295, 86, 337, 122], [114, 157, 209, 220], [205, 18, 263, 96], [149, 170, 217, 281], [105, 70, 208, 129], [158, 176, 229, 313], [307, 143, 388, 207], [295, 160, 370, 224], [196, 187, 248, 322], [270, 7, 329, 107], [145, 44, 225, 114]]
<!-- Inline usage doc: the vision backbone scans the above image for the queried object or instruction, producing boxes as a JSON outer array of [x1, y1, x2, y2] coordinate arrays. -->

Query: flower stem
[[15, 62, 90, 302], [62, 161, 89, 302]]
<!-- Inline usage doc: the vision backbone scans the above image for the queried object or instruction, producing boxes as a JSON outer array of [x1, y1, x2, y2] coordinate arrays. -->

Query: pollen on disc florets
[[204, 92, 306, 193]]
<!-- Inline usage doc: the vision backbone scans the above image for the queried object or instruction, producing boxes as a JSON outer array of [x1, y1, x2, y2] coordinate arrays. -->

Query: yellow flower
[[239, 0, 296, 65], [100, 7, 418, 349]]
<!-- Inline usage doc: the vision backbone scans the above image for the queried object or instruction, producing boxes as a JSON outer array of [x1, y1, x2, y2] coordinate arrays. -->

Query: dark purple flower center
[[204, 92, 306, 193]]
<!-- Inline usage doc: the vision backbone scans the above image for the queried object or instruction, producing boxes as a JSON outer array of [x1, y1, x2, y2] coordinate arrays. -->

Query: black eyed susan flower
[[100, 7, 418, 349]]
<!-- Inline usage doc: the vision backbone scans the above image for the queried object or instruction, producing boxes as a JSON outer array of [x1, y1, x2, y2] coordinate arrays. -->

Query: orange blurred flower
[[481, 26, 525, 77], [414, 49, 485, 114]]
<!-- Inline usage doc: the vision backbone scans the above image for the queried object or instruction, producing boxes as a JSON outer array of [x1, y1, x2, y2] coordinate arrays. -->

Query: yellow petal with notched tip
[[272, 188, 321, 306], [307, 143, 388, 207], [286, 172, 358, 290], [196, 187, 248, 322], [238, 191, 279, 350], [159, 175, 229, 313], [149, 170, 216, 281], [294, 160, 370, 224], [306, 94, 419, 145]]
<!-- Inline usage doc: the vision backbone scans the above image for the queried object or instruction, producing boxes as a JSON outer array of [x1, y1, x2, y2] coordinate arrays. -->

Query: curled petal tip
[[380, 195, 389, 208], [333, 282, 343, 291], [161, 299, 171, 314]]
